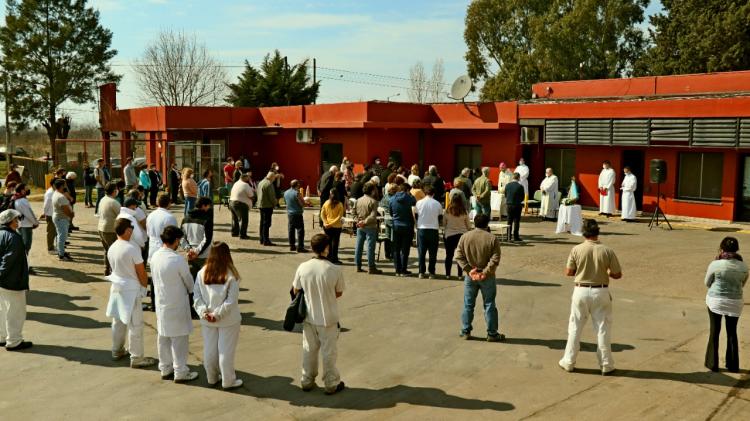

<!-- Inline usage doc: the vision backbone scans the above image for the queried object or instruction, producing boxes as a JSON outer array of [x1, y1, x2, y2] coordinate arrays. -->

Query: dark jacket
[[317, 171, 334, 202], [331, 179, 347, 203], [350, 181, 364, 200], [0, 226, 29, 290], [389, 191, 417, 229], [84, 168, 97, 187], [65, 179, 77, 205], [169, 167, 180, 188], [148, 169, 160, 189], [505, 181, 525, 206], [422, 174, 445, 203]]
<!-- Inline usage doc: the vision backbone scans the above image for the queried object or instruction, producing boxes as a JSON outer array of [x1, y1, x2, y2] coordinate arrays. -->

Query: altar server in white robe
[[497, 162, 513, 217], [514, 158, 530, 213], [598, 161, 616, 216], [620, 167, 637, 221], [106, 218, 157, 368], [150, 225, 198, 383], [540, 168, 559, 219]]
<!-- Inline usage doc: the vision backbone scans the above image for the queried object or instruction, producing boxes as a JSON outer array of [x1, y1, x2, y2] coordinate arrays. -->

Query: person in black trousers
[[168, 162, 181, 204], [504, 172, 525, 242], [148, 164, 160, 207]]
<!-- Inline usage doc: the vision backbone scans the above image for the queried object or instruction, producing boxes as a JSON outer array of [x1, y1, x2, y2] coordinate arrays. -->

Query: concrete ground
[[1, 203, 749, 420]]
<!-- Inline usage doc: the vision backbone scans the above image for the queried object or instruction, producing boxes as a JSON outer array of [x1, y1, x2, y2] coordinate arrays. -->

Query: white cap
[[0, 209, 21, 225]]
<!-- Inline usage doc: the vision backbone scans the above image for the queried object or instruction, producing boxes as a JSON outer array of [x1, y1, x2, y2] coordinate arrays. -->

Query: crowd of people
[[0, 152, 745, 398]]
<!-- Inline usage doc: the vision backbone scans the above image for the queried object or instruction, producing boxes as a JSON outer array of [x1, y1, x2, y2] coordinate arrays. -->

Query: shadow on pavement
[[242, 312, 294, 332], [496, 278, 561, 288], [572, 367, 750, 389], [27, 290, 97, 311], [27, 312, 110, 329], [31, 266, 106, 283], [503, 338, 635, 352]]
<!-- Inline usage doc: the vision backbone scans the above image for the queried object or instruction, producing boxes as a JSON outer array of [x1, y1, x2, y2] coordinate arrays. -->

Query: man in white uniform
[[620, 167, 637, 222], [514, 158, 530, 213], [598, 161, 616, 217], [146, 193, 178, 263], [540, 168, 559, 220], [105, 218, 157, 368], [292, 233, 346, 395], [150, 225, 198, 383], [497, 162, 513, 218]]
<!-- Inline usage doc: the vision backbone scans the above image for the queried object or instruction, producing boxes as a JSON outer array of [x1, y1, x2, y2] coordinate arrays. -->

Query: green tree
[[226, 50, 320, 107], [636, 0, 750, 76], [0, 0, 119, 163], [464, 0, 648, 101]]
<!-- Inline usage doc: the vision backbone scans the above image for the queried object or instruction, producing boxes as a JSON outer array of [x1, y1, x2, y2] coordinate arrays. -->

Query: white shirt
[[42, 187, 54, 217], [14, 197, 39, 228], [621, 173, 637, 192], [107, 239, 143, 290], [150, 247, 194, 337], [193, 268, 242, 328], [407, 174, 421, 186], [416, 196, 443, 230], [292, 258, 345, 327], [146, 208, 178, 262], [52, 191, 71, 220], [230, 179, 254, 206], [118, 208, 146, 248]]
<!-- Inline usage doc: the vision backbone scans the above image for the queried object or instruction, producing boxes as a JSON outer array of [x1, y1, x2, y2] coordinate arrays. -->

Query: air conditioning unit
[[521, 126, 540, 144], [296, 129, 314, 144]]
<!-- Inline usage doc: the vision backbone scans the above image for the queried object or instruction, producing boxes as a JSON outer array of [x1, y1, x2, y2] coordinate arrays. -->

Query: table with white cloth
[[490, 190, 502, 217], [555, 204, 583, 236]]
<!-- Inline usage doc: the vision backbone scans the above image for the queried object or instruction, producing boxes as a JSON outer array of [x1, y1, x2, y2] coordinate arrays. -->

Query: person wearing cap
[[257, 172, 277, 246], [52, 179, 74, 261], [229, 172, 253, 239], [5, 164, 22, 186], [0, 209, 31, 350], [559, 219, 622, 375], [106, 218, 157, 368], [12, 184, 38, 274], [284, 179, 307, 253]]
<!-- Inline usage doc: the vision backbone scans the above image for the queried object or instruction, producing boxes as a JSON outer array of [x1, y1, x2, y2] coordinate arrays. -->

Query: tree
[[0, 0, 119, 164], [408, 58, 445, 103], [134, 30, 228, 106], [464, 0, 648, 101], [636, 0, 750, 76], [226, 50, 319, 107]]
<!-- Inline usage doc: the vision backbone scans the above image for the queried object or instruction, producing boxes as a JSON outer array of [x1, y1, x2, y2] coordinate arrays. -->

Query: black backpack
[[0, 194, 13, 212]]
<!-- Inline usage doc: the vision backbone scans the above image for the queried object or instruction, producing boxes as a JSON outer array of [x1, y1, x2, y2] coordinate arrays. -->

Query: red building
[[99, 70, 750, 222]]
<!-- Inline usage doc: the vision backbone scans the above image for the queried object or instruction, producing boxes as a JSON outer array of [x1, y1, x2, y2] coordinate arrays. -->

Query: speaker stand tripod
[[648, 182, 672, 230]]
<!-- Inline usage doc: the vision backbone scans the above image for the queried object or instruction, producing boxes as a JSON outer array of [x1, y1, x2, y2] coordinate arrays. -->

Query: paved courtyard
[[1, 203, 749, 420]]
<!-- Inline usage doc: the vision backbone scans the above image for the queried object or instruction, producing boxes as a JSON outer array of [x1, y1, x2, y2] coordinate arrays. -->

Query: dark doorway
[[455, 145, 482, 177], [622, 150, 645, 210], [737, 155, 750, 221], [320, 143, 343, 176]]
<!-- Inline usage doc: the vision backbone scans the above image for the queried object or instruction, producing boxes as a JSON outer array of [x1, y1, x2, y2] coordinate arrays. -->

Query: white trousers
[[201, 323, 240, 388], [302, 322, 340, 389], [111, 294, 144, 360], [561, 287, 614, 370], [158, 335, 190, 379], [0, 288, 27, 347]]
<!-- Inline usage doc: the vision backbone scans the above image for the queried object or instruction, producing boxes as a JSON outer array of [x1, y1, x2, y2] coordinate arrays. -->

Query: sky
[[12, 0, 665, 125]]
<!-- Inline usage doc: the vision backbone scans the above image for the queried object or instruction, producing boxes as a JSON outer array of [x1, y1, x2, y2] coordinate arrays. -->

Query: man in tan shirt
[[559, 219, 622, 375], [455, 213, 503, 342], [353, 182, 382, 274]]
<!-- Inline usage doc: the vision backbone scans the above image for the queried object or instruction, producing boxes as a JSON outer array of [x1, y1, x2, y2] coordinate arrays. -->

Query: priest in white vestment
[[515, 158, 530, 212], [540, 168, 559, 219], [620, 167, 637, 221], [598, 161, 616, 216], [497, 162, 513, 217]]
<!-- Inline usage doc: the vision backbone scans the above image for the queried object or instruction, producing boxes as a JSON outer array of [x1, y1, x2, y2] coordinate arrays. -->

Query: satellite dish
[[450, 75, 473, 101]]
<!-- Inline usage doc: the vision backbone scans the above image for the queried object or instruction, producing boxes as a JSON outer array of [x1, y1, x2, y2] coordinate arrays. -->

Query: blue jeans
[[417, 229, 439, 275], [474, 201, 491, 216], [184, 196, 197, 216], [53, 217, 70, 257], [461, 276, 499, 336], [354, 226, 377, 269], [84, 185, 94, 206], [18, 227, 33, 255], [95, 187, 105, 213], [392, 226, 413, 274], [288, 213, 305, 250]]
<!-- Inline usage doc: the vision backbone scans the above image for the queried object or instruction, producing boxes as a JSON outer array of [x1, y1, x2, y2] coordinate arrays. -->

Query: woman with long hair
[[443, 192, 471, 280], [181, 168, 198, 215], [704, 237, 749, 372], [193, 242, 243, 390], [320, 190, 344, 264]]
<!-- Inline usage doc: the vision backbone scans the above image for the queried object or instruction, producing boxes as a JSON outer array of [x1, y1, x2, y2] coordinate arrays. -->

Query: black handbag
[[283, 288, 306, 332]]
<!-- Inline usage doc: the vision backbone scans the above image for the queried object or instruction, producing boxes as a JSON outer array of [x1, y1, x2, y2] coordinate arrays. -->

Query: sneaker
[[368, 268, 383, 275], [161, 372, 174, 380], [356, 268, 366, 273], [558, 360, 574, 373], [459, 331, 471, 340], [402, 271, 413, 276], [486, 333, 506, 342], [130, 357, 158, 368], [428, 274, 437, 279], [112, 350, 128, 361], [301, 382, 316, 392], [297, 248, 309, 253], [59, 255, 73, 262], [325, 381, 346, 395], [290, 246, 297, 252], [208, 376, 222, 388], [5, 341, 33, 351], [418, 273, 427, 279], [239, 236, 251, 240], [223, 379, 243, 390], [174, 372, 199, 384], [601, 367, 616, 376]]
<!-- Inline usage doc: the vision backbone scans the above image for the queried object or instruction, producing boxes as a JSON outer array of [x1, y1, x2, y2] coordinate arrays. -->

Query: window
[[544, 148, 576, 192], [677, 152, 723, 201]]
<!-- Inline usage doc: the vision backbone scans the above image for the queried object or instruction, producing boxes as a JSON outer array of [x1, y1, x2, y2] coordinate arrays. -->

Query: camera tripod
[[648, 182, 672, 230]]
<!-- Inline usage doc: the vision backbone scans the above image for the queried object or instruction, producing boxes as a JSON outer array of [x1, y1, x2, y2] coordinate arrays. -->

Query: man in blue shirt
[[389, 183, 417, 276], [284, 180, 307, 253]]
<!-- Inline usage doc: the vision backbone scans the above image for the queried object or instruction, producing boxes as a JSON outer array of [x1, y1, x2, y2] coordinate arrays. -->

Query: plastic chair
[[218, 187, 230, 211], [527, 190, 542, 215]]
